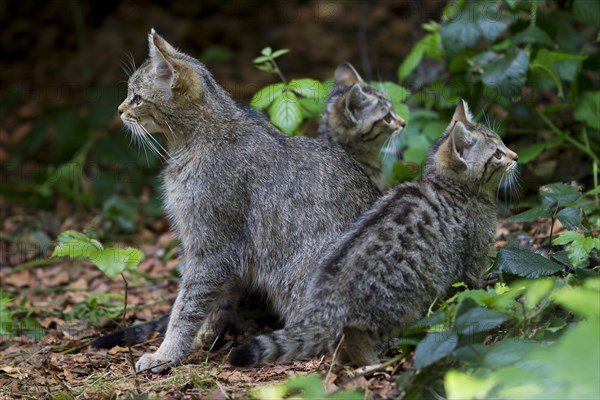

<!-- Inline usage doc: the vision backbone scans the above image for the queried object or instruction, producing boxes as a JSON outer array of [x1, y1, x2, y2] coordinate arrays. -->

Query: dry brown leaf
[[108, 345, 129, 355], [3, 270, 34, 288]]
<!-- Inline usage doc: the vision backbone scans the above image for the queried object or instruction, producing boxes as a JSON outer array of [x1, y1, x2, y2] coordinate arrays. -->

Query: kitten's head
[[425, 100, 518, 193], [320, 63, 405, 154], [118, 30, 227, 151]]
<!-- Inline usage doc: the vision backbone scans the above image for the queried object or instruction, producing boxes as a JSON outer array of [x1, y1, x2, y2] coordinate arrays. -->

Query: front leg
[[135, 253, 236, 373]]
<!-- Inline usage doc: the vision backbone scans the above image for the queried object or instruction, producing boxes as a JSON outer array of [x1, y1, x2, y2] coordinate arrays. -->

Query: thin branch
[[121, 272, 140, 394]]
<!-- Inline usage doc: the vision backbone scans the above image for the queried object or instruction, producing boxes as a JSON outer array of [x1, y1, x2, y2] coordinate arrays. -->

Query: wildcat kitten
[[119, 30, 380, 373], [229, 100, 519, 367], [319, 63, 405, 191]]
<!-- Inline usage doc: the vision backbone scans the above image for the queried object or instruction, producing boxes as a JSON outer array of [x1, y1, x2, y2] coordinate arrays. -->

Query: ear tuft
[[334, 63, 364, 86], [452, 99, 473, 124]]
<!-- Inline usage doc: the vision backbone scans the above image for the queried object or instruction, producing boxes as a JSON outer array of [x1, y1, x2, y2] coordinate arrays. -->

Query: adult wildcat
[[119, 30, 379, 373], [229, 100, 518, 367], [319, 63, 405, 191]]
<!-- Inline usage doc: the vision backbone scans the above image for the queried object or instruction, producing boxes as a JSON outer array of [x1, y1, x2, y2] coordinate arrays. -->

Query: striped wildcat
[[229, 100, 518, 367]]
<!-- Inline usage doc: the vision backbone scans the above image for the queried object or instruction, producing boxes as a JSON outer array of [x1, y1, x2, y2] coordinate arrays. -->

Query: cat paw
[[135, 352, 174, 373]]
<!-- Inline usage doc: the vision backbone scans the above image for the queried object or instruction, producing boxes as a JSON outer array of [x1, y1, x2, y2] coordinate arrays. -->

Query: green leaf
[[260, 47, 272, 56], [539, 183, 581, 206], [52, 231, 143, 280], [574, 0, 600, 27], [547, 51, 587, 82], [445, 370, 496, 400], [414, 331, 458, 368], [269, 91, 302, 135], [575, 91, 600, 130], [557, 207, 587, 232], [516, 135, 564, 164], [371, 81, 411, 103], [455, 307, 511, 334], [552, 287, 600, 320], [519, 278, 555, 310], [507, 205, 552, 222], [552, 230, 583, 245], [482, 50, 529, 98], [253, 55, 271, 64], [270, 48, 290, 59], [94, 247, 143, 280], [250, 83, 285, 111], [52, 230, 103, 259], [494, 247, 562, 278], [398, 40, 425, 80], [513, 26, 554, 47], [288, 79, 327, 101], [531, 49, 564, 98]]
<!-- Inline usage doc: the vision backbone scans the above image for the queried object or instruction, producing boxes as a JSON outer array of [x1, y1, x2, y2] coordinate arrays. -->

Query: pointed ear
[[344, 84, 371, 123], [452, 99, 474, 124], [334, 62, 364, 86], [148, 29, 176, 90], [449, 121, 477, 162]]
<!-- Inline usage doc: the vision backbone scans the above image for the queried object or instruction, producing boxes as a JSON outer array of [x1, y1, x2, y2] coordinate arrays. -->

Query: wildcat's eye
[[383, 113, 393, 124], [494, 149, 504, 159], [132, 95, 142, 105]]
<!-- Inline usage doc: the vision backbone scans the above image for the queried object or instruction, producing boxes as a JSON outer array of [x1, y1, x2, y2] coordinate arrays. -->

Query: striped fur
[[122, 31, 380, 373], [319, 63, 405, 191], [229, 100, 519, 367]]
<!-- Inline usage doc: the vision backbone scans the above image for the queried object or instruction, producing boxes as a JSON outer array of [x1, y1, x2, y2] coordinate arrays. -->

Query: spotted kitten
[[319, 63, 405, 191], [229, 100, 518, 367]]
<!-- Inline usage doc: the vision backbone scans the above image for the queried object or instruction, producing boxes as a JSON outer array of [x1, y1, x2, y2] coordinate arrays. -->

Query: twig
[[582, 126, 599, 207], [337, 353, 404, 389], [121, 272, 140, 394], [535, 109, 600, 165], [326, 334, 345, 383]]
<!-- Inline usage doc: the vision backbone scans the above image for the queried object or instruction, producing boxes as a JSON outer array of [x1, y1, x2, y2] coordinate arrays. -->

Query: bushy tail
[[91, 313, 170, 348], [229, 316, 340, 367]]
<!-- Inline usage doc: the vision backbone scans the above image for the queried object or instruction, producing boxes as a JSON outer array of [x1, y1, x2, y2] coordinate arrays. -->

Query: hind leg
[[339, 328, 379, 366], [193, 290, 241, 349]]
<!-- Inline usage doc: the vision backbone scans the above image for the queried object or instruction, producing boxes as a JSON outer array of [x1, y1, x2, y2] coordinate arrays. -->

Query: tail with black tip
[[91, 312, 170, 348], [229, 316, 339, 367]]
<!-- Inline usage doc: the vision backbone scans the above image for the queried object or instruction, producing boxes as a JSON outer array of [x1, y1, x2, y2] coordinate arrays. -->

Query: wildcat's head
[[320, 63, 405, 155], [118, 30, 229, 151], [425, 100, 518, 193]]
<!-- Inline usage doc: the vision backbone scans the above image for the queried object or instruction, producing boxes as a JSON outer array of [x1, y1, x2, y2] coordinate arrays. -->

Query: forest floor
[[0, 208, 563, 400]]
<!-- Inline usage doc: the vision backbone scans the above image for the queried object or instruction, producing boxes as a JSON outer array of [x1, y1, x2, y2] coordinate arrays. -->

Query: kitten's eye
[[383, 113, 393, 124], [494, 149, 504, 159], [132, 95, 142, 105]]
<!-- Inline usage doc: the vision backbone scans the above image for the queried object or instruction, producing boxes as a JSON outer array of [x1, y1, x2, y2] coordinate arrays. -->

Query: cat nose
[[118, 105, 125, 116], [397, 117, 406, 128]]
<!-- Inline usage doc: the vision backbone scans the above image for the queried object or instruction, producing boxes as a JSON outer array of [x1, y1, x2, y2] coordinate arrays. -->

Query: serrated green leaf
[[270, 49, 290, 59], [52, 230, 103, 259], [414, 331, 458, 368], [269, 92, 302, 135], [507, 205, 552, 222], [94, 247, 143, 280], [260, 47, 272, 56], [553, 230, 584, 245], [494, 247, 562, 278], [455, 307, 511, 334], [482, 50, 529, 98], [288, 79, 327, 101], [575, 91, 600, 130], [539, 183, 581, 206], [557, 207, 587, 232], [250, 83, 285, 111]]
